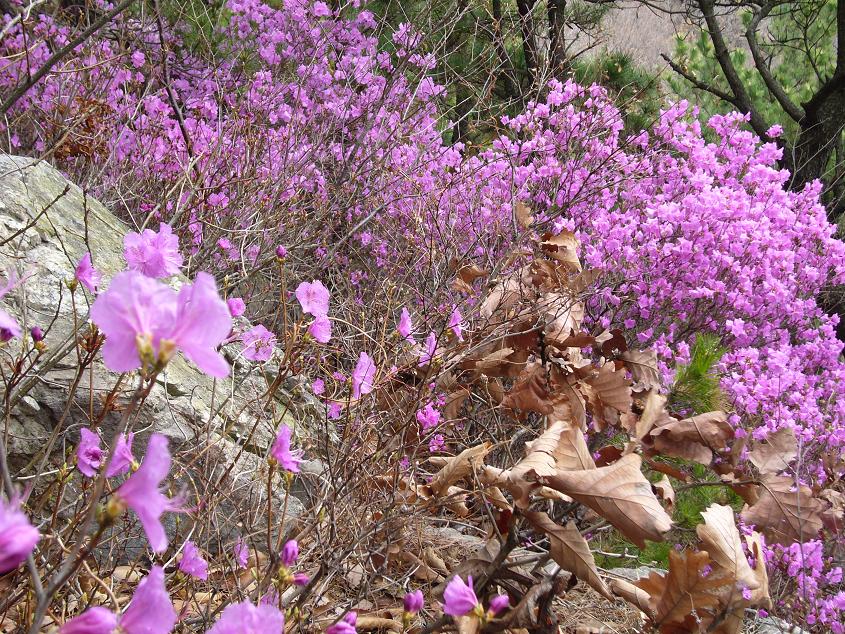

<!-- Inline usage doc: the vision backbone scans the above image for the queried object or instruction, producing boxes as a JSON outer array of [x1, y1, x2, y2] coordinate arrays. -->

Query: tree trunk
[[548, 0, 567, 77], [516, 0, 537, 88]]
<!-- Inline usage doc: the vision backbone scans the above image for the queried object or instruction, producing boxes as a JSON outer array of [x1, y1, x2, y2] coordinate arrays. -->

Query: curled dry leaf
[[653, 474, 675, 514], [650, 411, 732, 465], [354, 616, 403, 633], [540, 230, 582, 271], [609, 577, 653, 616], [633, 390, 671, 441], [748, 427, 798, 474], [583, 361, 632, 431], [426, 443, 491, 497], [515, 201, 534, 228], [696, 504, 762, 604], [533, 454, 673, 548], [499, 578, 559, 629], [480, 419, 593, 508], [502, 364, 553, 416], [453, 263, 490, 294], [635, 549, 731, 632], [621, 349, 661, 392], [524, 510, 611, 599], [740, 475, 824, 545]]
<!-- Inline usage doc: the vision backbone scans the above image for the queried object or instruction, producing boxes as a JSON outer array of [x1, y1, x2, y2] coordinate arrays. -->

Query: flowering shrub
[[0, 0, 843, 630]]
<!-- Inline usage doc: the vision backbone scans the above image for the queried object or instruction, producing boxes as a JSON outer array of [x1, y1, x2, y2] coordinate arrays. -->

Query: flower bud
[[275, 245, 288, 260], [281, 539, 298, 566], [30, 326, 44, 342], [403, 589, 424, 614], [488, 594, 509, 616]]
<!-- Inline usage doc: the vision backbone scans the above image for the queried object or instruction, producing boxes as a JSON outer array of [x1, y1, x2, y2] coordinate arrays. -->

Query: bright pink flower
[[208, 601, 284, 634], [312, 378, 325, 395], [271, 425, 304, 473], [293, 572, 309, 586], [418, 332, 437, 366], [281, 539, 298, 566], [178, 540, 208, 580], [326, 612, 357, 634], [234, 538, 249, 569], [351, 351, 376, 399], [115, 434, 183, 553], [130, 51, 145, 68], [90, 271, 231, 378], [227, 297, 246, 317], [447, 307, 464, 342], [308, 314, 332, 343], [416, 402, 440, 431], [76, 428, 104, 477], [75, 253, 101, 294], [295, 280, 330, 316], [403, 590, 424, 614], [106, 432, 135, 477], [0, 496, 40, 574], [241, 324, 275, 361], [123, 223, 183, 278], [275, 245, 288, 259], [443, 575, 479, 616], [488, 594, 509, 615], [60, 567, 175, 634], [397, 308, 413, 342], [30, 326, 44, 342]]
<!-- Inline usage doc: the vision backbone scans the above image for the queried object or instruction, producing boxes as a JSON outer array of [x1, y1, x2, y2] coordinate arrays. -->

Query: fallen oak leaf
[[696, 504, 760, 602], [609, 577, 653, 616], [524, 510, 611, 599], [650, 411, 733, 465], [532, 454, 673, 548], [748, 427, 798, 475], [740, 475, 824, 545], [426, 443, 491, 497]]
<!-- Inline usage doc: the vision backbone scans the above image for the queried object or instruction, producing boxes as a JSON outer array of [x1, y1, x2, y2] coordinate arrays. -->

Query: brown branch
[[660, 53, 737, 106]]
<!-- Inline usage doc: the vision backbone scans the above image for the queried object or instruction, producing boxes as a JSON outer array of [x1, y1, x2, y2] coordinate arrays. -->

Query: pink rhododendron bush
[[1, 0, 845, 631]]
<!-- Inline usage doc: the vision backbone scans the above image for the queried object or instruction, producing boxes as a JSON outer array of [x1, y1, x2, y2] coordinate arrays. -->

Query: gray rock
[[748, 615, 809, 634]]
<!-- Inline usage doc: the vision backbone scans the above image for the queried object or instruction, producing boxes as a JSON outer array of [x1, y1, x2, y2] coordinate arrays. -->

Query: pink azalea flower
[[270, 424, 304, 473], [123, 223, 183, 278], [234, 538, 249, 569], [418, 332, 437, 366], [74, 253, 102, 294], [0, 272, 20, 341], [106, 432, 135, 477], [90, 271, 231, 378], [308, 314, 332, 343], [178, 540, 208, 580], [351, 351, 376, 399], [326, 612, 357, 634], [60, 566, 175, 634], [115, 434, 183, 553], [312, 378, 325, 395], [397, 307, 413, 342], [207, 600, 284, 634], [488, 594, 509, 615], [295, 280, 330, 316], [76, 428, 104, 477], [403, 589, 424, 614], [415, 402, 440, 431], [447, 307, 464, 342], [227, 297, 246, 317], [328, 402, 343, 419], [0, 496, 40, 574], [293, 572, 309, 586], [443, 575, 480, 616], [241, 324, 276, 362], [281, 539, 298, 566]]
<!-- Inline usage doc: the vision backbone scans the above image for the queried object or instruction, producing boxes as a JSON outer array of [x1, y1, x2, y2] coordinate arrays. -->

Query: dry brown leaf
[[748, 427, 798, 474], [534, 454, 673, 548], [650, 411, 733, 465], [500, 579, 557, 629], [515, 201, 534, 228], [540, 230, 582, 271], [636, 550, 731, 631], [427, 443, 491, 497], [583, 362, 632, 430], [524, 510, 611, 599], [551, 368, 587, 430], [741, 475, 824, 545], [609, 577, 652, 615], [502, 364, 553, 416], [744, 531, 771, 609], [454, 616, 480, 634], [635, 391, 671, 440], [443, 387, 471, 421], [621, 349, 661, 391], [654, 474, 676, 514], [355, 616, 402, 632], [696, 504, 760, 600], [398, 551, 443, 582]]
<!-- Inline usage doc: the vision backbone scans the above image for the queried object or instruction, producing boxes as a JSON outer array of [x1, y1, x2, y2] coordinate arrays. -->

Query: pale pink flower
[[488, 594, 509, 615], [443, 575, 480, 616], [295, 280, 330, 316], [312, 378, 325, 395], [208, 601, 284, 634], [60, 566, 175, 634], [76, 428, 104, 477], [270, 425, 304, 473], [106, 432, 135, 477], [115, 434, 183, 553], [403, 590, 424, 614], [308, 314, 332, 343], [326, 612, 357, 634], [351, 351, 376, 399], [281, 539, 298, 566], [0, 496, 40, 574], [75, 253, 101, 294], [241, 324, 275, 362], [178, 540, 208, 580], [448, 307, 464, 341], [227, 297, 246, 317], [123, 223, 183, 278], [397, 307, 413, 342], [0, 272, 20, 342], [234, 538, 249, 569], [418, 332, 437, 366], [90, 271, 231, 378]]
